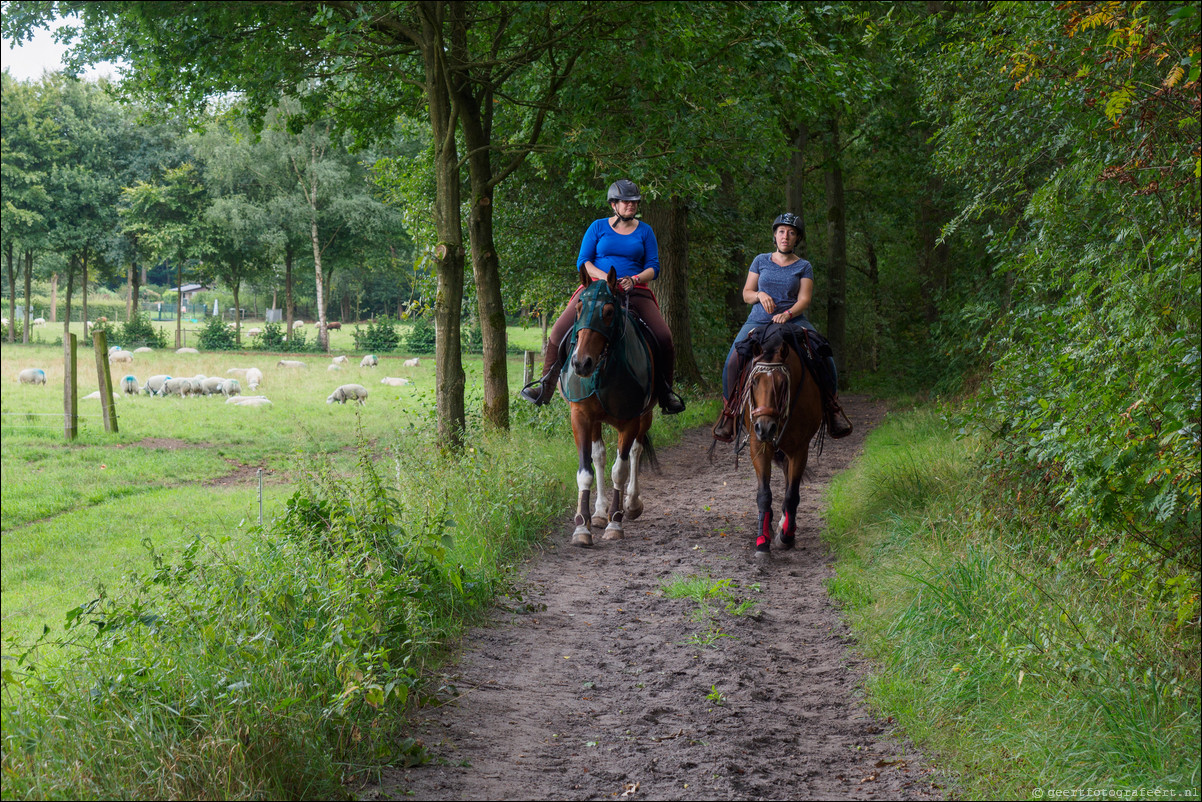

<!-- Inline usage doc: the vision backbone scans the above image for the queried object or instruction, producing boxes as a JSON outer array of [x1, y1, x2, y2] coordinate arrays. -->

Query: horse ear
[[607, 267, 618, 291], [579, 264, 592, 287]]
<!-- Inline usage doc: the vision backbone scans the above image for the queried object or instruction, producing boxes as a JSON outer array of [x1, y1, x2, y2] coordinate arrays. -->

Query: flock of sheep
[[14, 347, 428, 410]]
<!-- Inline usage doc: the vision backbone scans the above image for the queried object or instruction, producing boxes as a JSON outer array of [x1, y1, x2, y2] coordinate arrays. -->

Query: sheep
[[331, 355, 350, 365], [226, 394, 271, 407], [176, 347, 199, 354], [246, 327, 263, 337], [226, 367, 249, 376], [403, 357, 421, 367], [83, 390, 120, 401], [201, 377, 225, 395], [221, 378, 242, 397], [107, 345, 122, 355], [293, 320, 305, 327], [360, 354, 378, 368], [277, 359, 306, 368], [33, 317, 46, 325], [121, 375, 140, 395], [109, 350, 134, 364], [143, 375, 171, 395], [246, 368, 263, 390], [17, 368, 47, 385], [327, 384, 369, 405], [161, 378, 188, 396], [134, 347, 154, 353], [327, 363, 342, 372], [380, 377, 411, 387]]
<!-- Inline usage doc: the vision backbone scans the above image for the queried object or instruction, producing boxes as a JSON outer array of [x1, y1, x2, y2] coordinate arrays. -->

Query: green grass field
[[1, 324, 550, 651]]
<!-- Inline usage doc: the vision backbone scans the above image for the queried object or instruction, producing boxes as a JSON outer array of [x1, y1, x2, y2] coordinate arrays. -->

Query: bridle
[[743, 359, 793, 448], [571, 280, 626, 369]]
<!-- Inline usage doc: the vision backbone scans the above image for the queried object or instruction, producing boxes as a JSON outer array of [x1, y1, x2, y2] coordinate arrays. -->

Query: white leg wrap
[[623, 440, 644, 518], [591, 439, 608, 522]]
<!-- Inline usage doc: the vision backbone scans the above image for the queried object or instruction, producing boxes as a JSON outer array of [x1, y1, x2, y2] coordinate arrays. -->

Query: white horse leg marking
[[623, 439, 644, 520], [590, 438, 608, 527], [572, 466, 594, 546], [605, 450, 631, 538]]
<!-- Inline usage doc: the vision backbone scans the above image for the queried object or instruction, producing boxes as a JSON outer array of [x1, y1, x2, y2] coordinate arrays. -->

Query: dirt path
[[371, 395, 945, 801]]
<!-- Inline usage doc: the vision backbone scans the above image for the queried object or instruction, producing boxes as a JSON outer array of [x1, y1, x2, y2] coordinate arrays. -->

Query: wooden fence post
[[64, 333, 77, 441], [93, 330, 119, 433], [523, 350, 534, 386]]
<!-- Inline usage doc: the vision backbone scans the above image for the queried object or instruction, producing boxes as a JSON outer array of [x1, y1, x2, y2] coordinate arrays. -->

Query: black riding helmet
[[607, 179, 642, 203], [772, 212, 803, 236]]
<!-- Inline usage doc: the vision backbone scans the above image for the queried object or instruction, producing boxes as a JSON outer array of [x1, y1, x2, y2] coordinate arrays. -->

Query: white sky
[[1, 16, 119, 82]]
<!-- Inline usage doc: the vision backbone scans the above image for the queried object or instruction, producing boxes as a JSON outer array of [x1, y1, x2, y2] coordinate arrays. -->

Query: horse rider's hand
[[772, 310, 792, 324], [618, 276, 636, 293], [758, 291, 775, 314]]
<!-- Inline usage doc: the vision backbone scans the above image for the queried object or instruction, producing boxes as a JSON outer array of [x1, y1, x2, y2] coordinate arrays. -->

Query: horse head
[[747, 326, 795, 447], [571, 266, 621, 378]]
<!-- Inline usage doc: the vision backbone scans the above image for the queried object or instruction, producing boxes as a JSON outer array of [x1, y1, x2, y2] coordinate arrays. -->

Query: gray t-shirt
[[747, 253, 814, 324]]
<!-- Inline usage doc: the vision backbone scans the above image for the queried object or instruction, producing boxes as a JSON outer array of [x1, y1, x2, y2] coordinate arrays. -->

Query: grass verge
[[822, 407, 1200, 798]]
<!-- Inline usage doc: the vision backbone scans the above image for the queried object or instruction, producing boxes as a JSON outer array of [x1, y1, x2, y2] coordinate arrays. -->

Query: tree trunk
[[460, 90, 511, 431], [285, 243, 295, 338], [642, 195, 701, 385], [23, 250, 33, 345], [232, 279, 241, 347], [5, 241, 15, 344], [82, 248, 89, 337], [719, 170, 748, 335], [426, 4, 466, 451], [866, 241, 882, 373], [307, 174, 329, 352], [128, 261, 142, 321], [824, 114, 848, 381], [786, 122, 810, 258], [63, 256, 76, 339], [49, 273, 57, 322]]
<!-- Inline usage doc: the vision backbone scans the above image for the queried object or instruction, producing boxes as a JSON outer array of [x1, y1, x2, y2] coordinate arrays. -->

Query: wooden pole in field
[[64, 333, 77, 440], [93, 330, 118, 433], [523, 350, 533, 386]]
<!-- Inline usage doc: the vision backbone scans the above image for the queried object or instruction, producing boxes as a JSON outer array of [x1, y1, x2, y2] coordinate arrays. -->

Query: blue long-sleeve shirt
[[576, 219, 660, 280]]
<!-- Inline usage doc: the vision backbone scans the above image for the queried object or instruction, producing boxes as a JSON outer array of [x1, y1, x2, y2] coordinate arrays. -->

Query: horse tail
[[638, 431, 660, 473]]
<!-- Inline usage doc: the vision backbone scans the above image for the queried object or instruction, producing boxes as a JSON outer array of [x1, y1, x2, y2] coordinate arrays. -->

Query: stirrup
[[712, 411, 735, 443], [827, 408, 853, 439], [659, 389, 685, 415], [520, 378, 554, 406]]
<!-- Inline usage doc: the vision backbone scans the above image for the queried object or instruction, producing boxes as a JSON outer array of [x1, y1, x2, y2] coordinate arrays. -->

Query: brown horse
[[741, 324, 824, 559], [562, 266, 658, 547]]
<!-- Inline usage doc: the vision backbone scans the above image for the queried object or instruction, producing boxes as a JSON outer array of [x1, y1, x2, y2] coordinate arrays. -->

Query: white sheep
[[201, 376, 225, 395], [33, 317, 46, 326], [247, 327, 262, 337], [403, 357, 421, 367], [107, 345, 122, 355], [380, 377, 411, 387], [143, 375, 171, 395], [83, 390, 121, 401], [360, 354, 378, 368], [331, 355, 350, 366], [226, 394, 271, 407], [134, 347, 154, 353], [246, 368, 263, 390], [109, 350, 134, 364], [222, 378, 242, 397], [327, 363, 342, 371], [176, 347, 199, 354], [161, 378, 188, 396], [226, 367, 249, 376], [294, 320, 305, 327], [277, 360, 306, 368], [17, 368, 47, 385], [327, 384, 368, 405], [121, 375, 140, 395]]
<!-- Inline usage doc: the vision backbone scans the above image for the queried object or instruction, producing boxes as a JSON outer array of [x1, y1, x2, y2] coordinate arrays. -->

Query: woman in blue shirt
[[520, 179, 685, 414], [712, 213, 852, 441]]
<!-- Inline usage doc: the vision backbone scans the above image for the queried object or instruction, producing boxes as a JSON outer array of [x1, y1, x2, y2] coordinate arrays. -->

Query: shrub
[[251, 321, 287, 351], [1, 319, 24, 341], [404, 315, 436, 354], [461, 323, 483, 355], [352, 317, 401, 353], [196, 315, 238, 351], [115, 313, 168, 349]]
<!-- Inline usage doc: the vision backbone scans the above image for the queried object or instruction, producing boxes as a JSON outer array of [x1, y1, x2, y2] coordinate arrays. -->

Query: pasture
[[0, 325, 553, 651]]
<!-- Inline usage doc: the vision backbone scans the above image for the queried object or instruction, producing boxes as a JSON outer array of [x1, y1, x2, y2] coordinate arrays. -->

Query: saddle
[[560, 309, 655, 419]]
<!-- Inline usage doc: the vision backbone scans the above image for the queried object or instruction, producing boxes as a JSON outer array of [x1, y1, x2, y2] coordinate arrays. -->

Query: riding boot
[[656, 350, 685, 415], [825, 394, 853, 439], [712, 408, 736, 443], [519, 347, 564, 406]]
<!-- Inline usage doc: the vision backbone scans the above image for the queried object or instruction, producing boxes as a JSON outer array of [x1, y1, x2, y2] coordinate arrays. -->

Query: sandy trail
[[371, 395, 945, 800]]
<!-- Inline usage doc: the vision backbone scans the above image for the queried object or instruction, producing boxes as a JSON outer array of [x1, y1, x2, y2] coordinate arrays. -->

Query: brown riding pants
[[540, 285, 675, 386]]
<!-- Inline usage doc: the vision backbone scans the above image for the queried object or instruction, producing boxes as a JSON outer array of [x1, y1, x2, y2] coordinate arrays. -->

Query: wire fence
[[1, 411, 114, 431]]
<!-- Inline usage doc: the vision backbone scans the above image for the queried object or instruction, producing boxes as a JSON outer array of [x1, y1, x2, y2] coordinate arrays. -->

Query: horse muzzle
[[572, 353, 597, 377], [752, 410, 780, 445]]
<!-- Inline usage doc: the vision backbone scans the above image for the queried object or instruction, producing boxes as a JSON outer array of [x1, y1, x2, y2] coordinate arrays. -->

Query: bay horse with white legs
[[740, 324, 824, 559], [560, 266, 659, 547]]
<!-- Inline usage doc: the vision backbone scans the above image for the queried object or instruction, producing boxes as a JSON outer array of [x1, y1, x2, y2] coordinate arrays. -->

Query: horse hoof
[[591, 515, 608, 529], [571, 529, 593, 548], [602, 526, 624, 541], [754, 548, 772, 562], [775, 535, 796, 550], [624, 499, 644, 520]]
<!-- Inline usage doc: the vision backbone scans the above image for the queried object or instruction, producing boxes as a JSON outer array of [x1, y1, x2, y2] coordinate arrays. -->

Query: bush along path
[[373, 395, 945, 800]]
